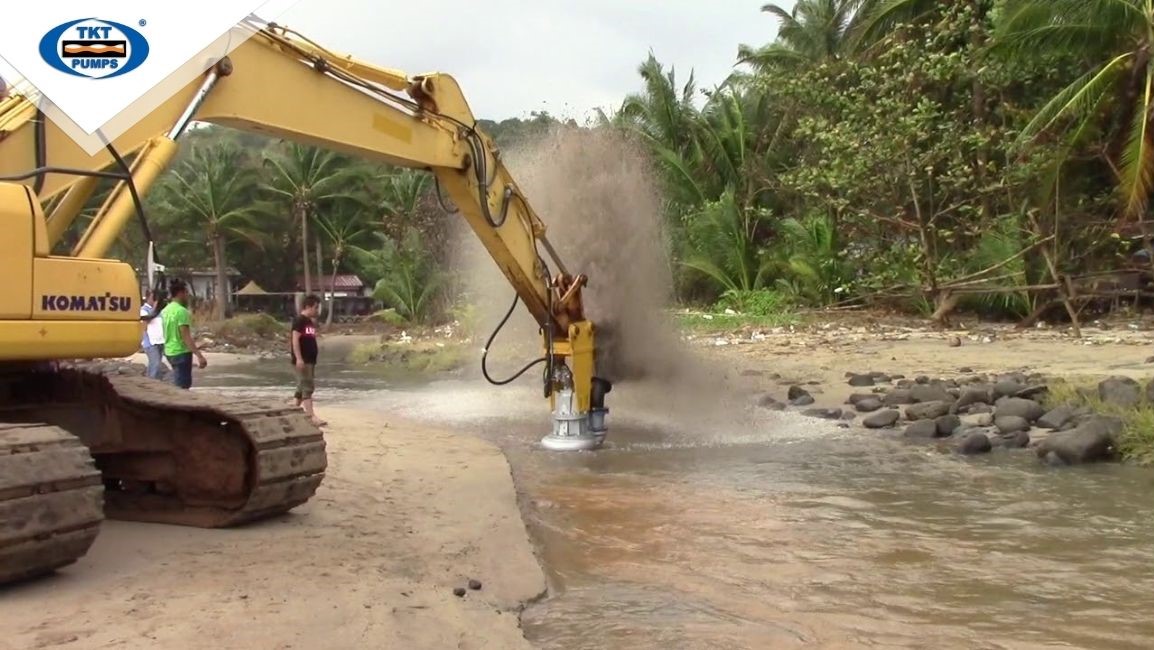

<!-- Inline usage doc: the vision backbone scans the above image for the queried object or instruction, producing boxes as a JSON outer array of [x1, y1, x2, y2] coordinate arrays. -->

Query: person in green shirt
[[161, 278, 207, 389]]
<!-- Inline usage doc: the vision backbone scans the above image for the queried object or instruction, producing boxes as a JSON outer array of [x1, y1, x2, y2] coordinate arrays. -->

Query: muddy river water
[[201, 361, 1154, 650]]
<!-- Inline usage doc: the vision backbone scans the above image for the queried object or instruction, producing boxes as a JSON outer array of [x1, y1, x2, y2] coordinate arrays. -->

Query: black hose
[[481, 293, 547, 386], [33, 110, 46, 194]]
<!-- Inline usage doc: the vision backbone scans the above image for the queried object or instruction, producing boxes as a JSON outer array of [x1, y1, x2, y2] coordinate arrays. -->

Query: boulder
[[802, 408, 843, 420], [994, 397, 1045, 423], [883, 389, 915, 406], [935, 414, 961, 437], [863, 409, 901, 429], [960, 413, 994, 428], [957, 432, 993, 455], [1098, 377, 1141, 409], [1035, 416, 1123, 465], [955, 386, 993, 409], [1036, 406, 1076, 430], [848, 374, 876, 387], [855, 398, 884, 413], [993, 380, 1024, 399], [906, 401, 950, 421], [994, 415, 1030, 434], [903, 420, 938, 438], [911, 385, 954, 404]]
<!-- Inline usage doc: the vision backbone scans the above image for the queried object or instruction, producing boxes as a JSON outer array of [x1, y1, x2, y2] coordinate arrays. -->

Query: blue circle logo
[[39, 18, 149, 79]]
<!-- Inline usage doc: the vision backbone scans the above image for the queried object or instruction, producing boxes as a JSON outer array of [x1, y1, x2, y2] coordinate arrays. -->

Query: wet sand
[[1, 408, 545, 650]]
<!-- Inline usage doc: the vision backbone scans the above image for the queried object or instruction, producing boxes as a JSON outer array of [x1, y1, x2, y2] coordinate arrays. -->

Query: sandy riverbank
[[1, 408, 546, 650], [699, 323, 1154, 407]]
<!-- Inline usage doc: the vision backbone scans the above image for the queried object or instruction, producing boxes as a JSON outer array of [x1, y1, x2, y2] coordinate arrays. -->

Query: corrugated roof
[[297, 274, 365, 290]]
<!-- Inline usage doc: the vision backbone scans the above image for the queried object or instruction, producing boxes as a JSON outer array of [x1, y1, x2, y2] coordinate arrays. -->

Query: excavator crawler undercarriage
[[0, 362, 326, 582]]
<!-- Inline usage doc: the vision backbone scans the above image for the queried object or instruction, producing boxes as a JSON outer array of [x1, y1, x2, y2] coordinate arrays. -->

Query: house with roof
[[298, 274, 370, 298]]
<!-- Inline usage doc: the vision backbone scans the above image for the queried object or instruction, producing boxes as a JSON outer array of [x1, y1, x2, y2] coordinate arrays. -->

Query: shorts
[[294, 363, 316, 400]]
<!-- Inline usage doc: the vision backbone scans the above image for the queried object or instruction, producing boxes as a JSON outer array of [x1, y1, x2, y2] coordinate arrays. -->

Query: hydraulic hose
[[481, 293, 547, 386]]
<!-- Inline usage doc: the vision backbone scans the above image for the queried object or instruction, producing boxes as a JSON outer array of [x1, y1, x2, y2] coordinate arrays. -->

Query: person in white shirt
[[140, 291, 168, 380]]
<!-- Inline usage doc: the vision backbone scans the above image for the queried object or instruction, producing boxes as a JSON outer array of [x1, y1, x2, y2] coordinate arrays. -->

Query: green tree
[[262, 143, 362, 295], [152, 142, 265, 319], [996, 0, 1154, 219]]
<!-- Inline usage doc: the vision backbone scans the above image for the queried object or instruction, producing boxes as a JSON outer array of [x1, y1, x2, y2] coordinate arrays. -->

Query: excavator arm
[[0, 22, 611, 450]]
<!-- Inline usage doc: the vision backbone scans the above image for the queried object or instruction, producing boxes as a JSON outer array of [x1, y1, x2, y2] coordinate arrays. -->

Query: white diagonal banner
[[0, 1, 303, 154]]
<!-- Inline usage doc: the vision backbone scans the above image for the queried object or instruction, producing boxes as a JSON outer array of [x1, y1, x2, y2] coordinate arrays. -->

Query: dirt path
[[1, 409, 545, 650]]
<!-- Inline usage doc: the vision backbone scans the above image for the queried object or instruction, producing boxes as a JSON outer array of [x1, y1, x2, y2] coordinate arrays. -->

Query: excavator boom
[[0, 20, 610, 586]]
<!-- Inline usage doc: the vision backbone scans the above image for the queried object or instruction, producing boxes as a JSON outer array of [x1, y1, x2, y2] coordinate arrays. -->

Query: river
[[199, 360, 1154, 650]]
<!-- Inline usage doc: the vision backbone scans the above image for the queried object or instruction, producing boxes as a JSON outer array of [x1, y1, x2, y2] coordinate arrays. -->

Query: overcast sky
[[276, 0, 788, 121]]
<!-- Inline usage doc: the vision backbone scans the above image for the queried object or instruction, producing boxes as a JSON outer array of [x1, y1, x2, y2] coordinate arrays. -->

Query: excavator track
[[5, 361, 327, 529], [0, 423, 104, 584]]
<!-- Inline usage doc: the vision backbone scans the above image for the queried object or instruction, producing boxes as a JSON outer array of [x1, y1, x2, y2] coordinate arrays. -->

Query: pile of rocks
[[758, 370, 1138, 466]]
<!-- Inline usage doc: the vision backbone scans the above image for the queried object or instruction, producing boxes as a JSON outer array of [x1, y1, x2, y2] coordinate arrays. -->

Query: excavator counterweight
[[0, 20, 610, 586]]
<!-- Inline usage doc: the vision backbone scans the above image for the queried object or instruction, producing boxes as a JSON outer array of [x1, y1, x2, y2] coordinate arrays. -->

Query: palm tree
[[314, 209, 374, 325], [737, 0, 865, 72], [262, 143, 361, 295], [378, 168, 432, 239], [996, 0, 1154, 220], [153, 143, 264, 319], [616, 53, 702, 156]]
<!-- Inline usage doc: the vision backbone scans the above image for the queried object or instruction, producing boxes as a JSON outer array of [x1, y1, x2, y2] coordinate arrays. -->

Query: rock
[[895, 379, 915, 389], [870, 372, 893, 383], [802, 408, 843, 420], [935, 414, 961, 437], [756, 395, 787, 411], [841, 411, 857, 421], [994, 397, 1045, 423], [1015, 385, 1049, 400], [468, 579, 483, 591], [1098, 376, 1141, 409], [993, 380, 1024, 399], [890, 374, 906, 381], [453, 587, 466, 597], [788, 386, 815, 406], [1035, 416, 1123, 465], [883, 389, 915, 406], [956, 386, 993, 409], [863, 409, 901, 429], [915, 375, 930, 384], [910, 385, 954, 404], [962, 403, 994, 415], [846, 393, 876, 405], [848, 374, 876, 387], [855, 397, 883, 413], [904, 420, 938, 438], [906, 401, 950, 421], [947, 336, 962, 347], [958, 367, 974, 374], [1004, 430, 1031, 449], [1036, 406, 1075, 430], [960, 413, 994, 428], [957, 432, 993, 455], [995, 415, 1030, 434]]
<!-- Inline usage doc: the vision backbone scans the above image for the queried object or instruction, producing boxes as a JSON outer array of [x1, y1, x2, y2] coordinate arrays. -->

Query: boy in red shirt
[[290, 294, 325, 427]]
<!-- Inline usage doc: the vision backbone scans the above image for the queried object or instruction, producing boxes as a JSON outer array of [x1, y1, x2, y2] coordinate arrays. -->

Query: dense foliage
[[602, 0, 1154, 321], [88, 1, 1154, 326]]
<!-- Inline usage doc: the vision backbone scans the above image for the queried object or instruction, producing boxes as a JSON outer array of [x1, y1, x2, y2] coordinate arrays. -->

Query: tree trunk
[[315, 232, 324, 319], [211, 233, 228, 321], [326, 251, 341, 326], [300, 202, 312, 296]]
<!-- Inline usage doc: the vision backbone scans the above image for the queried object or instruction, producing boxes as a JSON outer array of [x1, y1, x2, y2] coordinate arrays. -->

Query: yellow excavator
[[0, 20, 612, 585]]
